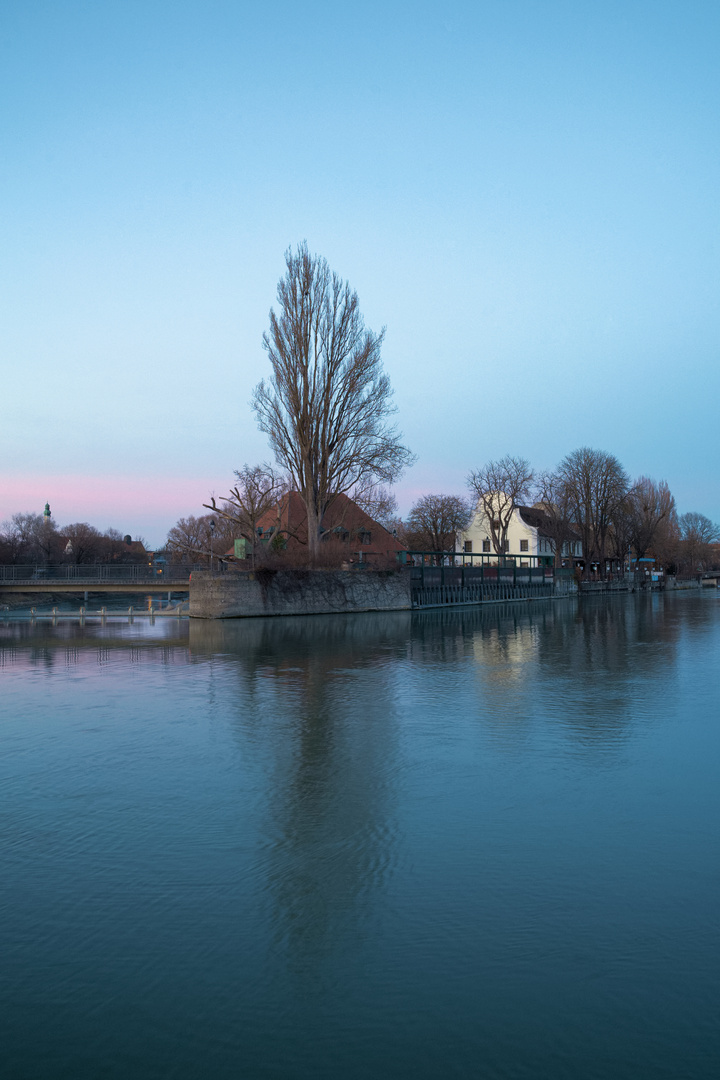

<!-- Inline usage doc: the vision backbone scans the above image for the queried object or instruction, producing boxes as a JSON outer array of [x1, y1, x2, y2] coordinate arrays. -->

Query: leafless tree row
[[0, 514, 149, 565], [401, 449, 718, 577]]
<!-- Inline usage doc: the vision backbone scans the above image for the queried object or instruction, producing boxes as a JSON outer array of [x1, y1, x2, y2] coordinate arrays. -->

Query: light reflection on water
[[1, 593, 720, 1079]]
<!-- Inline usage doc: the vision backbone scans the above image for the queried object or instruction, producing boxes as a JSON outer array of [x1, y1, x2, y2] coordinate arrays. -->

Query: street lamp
[[209, 519, 215, 573]]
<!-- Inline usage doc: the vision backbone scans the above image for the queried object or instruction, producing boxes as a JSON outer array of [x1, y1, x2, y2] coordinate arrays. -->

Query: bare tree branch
[[556, 447, 629, 577], [405, 494, 472, 561], [166, 514, 236, 566], [535, 470, 578, 568], [203, 464, 290, 567], [678, 511, 720, 573]]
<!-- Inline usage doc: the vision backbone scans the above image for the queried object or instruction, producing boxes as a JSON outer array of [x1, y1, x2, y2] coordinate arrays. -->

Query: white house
[[459, 501, 582, 566]]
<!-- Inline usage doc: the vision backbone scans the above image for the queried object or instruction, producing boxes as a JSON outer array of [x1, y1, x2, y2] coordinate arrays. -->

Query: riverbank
[[189, 567, 572, 619]]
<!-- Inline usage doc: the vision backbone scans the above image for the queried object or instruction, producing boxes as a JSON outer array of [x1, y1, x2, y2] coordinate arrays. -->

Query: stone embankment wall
[[190, 568, 412, 619]]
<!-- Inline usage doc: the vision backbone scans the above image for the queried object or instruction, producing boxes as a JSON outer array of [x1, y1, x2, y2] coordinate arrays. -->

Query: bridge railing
[[0, 564, 201, 583]]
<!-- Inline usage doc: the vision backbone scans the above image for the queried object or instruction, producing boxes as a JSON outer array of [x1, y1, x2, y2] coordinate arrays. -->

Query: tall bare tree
[[467, 456, 534, 555], [678, 511, 719, 573], [252, 243, 414, 561], [625, 478, 676, 566], [557, 447, 629, 576], [204, 463, 289, 566], [405, 494, 472, 559]]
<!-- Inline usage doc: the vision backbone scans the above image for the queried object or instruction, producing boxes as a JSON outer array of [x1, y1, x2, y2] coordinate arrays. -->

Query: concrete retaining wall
[[665, 577, 701, 590], [190, 568, 412, 619]]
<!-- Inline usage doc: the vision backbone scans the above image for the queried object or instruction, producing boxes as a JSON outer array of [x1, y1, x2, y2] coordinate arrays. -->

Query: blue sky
[[2, 0, 718, 545]]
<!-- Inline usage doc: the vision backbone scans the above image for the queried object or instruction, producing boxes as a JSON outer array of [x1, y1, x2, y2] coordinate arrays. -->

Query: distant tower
[[43, 502, 51, 520]]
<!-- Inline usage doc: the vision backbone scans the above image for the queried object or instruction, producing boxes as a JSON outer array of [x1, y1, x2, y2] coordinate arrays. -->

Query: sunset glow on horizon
[[0, 474, 225, 547]]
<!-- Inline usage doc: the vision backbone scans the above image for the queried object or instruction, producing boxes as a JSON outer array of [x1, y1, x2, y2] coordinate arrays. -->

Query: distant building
[[109, 535, 149, 563]]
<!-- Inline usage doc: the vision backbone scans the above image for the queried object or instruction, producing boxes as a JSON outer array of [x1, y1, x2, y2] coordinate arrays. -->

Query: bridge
[[0, 564, 195, 598]]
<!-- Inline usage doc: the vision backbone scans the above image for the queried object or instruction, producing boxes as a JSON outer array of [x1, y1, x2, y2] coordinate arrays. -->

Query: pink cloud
[[0, 473, 220, 547]]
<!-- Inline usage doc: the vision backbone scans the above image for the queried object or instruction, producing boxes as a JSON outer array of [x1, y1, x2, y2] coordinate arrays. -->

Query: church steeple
[[43, 502, 51, 520]]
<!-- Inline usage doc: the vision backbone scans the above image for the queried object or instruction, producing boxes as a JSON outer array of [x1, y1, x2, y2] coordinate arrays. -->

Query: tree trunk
[[305, 499, 322, 564]]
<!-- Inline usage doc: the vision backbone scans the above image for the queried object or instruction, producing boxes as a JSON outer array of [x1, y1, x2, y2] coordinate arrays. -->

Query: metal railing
[[413, 581, 554, 608], [406, 553, 557, 608], [0, 564, 200, 584], [406, 550, 551, 570], [408, 558, 555, 591]]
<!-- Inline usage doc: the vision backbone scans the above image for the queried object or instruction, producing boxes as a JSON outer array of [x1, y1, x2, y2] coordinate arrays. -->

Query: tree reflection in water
[[190, 613, 409, 968]]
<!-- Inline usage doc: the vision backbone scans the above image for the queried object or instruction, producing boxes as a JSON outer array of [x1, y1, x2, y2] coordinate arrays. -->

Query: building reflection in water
[[392, 595, 685, 752]]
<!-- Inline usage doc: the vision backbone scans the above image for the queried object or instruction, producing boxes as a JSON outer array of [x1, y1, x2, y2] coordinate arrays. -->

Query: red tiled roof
[[256, 491, 406, 555]]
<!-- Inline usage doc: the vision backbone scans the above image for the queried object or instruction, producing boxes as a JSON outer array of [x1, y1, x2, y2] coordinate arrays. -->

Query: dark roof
[[517, 506, 551, 533], [517, 506, 582, 543]]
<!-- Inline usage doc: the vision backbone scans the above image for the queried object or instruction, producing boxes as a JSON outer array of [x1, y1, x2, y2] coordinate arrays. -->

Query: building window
[[520, 539, 529, 552], [482, 539, 491, 553], [464, 540, 472, 553]]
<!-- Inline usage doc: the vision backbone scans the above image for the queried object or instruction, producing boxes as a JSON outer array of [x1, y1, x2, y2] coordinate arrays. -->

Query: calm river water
[[2, 593, 719, 1079]]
